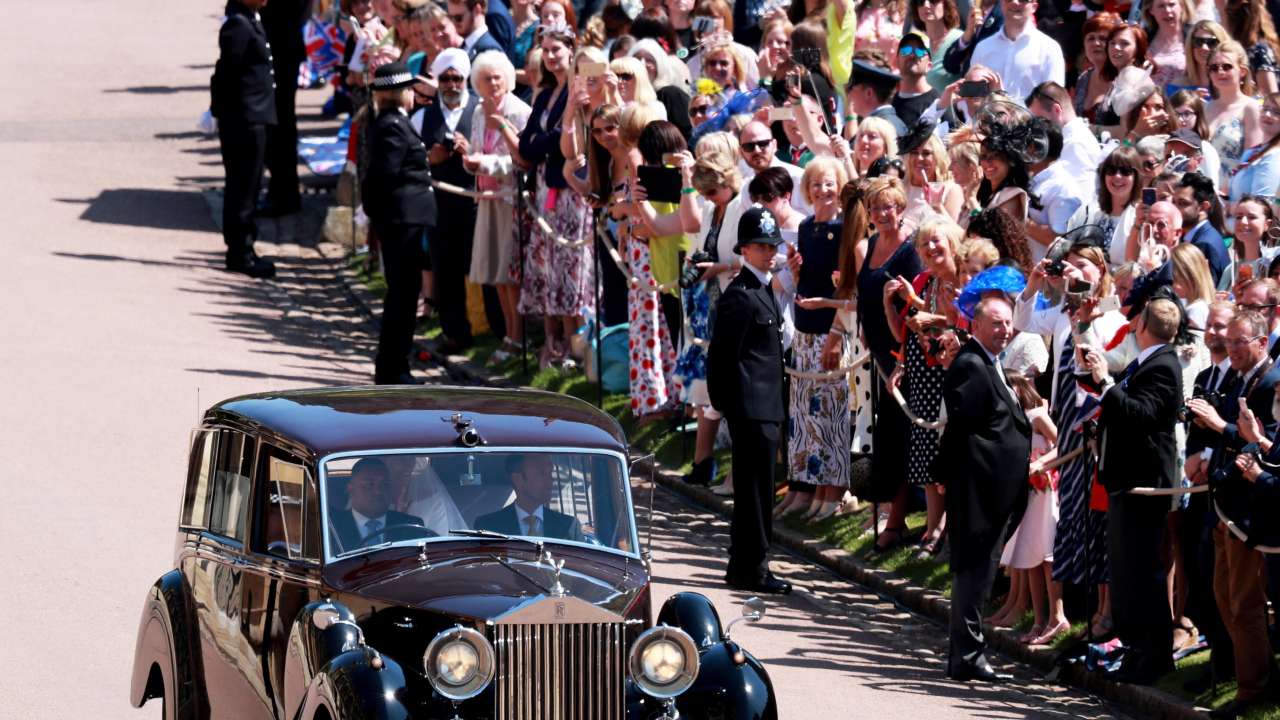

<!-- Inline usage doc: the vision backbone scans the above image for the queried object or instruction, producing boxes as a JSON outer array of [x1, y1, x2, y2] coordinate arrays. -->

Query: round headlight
[[423, 627, 495, 701], [628, 626, 699, 699]]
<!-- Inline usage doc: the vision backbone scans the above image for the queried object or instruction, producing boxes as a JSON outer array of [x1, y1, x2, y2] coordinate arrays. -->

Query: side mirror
[[723, 596, 766, 639]]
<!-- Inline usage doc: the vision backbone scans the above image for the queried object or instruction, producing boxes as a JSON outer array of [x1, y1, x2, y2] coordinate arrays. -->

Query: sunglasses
[[705, 59, 732, 68], [438, 74, 465, 84], [1104, 166, 1137, 176], [617, 72, 635, 81], [899, 46, 930, 58], [1142, 159, 1161, 171], [689, 104, 711, 117], [1208, 62, 1236, 73], [1192, 36, 1220, 49], [741, 139, 772, 152]]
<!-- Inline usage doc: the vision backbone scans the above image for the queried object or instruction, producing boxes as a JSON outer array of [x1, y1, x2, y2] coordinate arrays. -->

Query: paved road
[[0, 3, 1130, 718]]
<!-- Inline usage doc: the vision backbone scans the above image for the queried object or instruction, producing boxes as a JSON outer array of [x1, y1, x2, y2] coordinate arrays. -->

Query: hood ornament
[[542, 550, 567, 597]]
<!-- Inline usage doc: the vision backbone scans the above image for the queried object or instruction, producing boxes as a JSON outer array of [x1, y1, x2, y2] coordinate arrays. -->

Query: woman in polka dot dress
[[884, 216, 966, 555]]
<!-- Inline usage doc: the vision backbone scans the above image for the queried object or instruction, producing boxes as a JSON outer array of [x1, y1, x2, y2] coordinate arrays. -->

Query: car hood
[[322, 541, 648, 622]]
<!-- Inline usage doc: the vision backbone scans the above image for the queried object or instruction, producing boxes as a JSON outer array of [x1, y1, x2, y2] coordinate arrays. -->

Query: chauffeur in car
[[130, 386, 778, 720]]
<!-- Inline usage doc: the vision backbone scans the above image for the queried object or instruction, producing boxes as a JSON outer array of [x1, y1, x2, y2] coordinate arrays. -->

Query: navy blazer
[[518, 86, 570, 189], [706, 268, 785, 422], [474, 504, 585, 542], [420, 94, 479, 191], [933, 339, 1032, 543], [467, 32, 506, 61], [1211, 361, 1280, 538], [211, 0, 278, 125], [1183, 222, 1230, 286], [484, 0, 516, 54], [1098, 345, 1183, 492]]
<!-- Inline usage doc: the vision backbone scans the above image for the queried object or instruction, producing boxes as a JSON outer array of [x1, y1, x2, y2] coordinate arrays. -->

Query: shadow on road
[[52, 250, 222, 270], [103, 84, 208, 94], [56, 189, 214, 233]]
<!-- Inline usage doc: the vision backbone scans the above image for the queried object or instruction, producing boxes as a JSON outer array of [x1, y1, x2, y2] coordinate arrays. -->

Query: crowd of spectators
[[221, 0, 1280, 713]]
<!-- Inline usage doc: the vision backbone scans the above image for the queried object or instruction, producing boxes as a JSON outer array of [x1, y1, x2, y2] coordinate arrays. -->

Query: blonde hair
[[962, 237, 1000, 270], [618, 103, 659, 148], [1068, 246, 1116, 298], [1184, 20, 1231, 86], [903, 133, 952, 185], [800, 157, 850, 205], [854, 116, 898, 173], [695, 130, 740, 158], [1208, 40, 1256, 97], [609, 56, 657, 106], [1172, 243, 1216, 304], [701, 43, 749, 89], [692, 148, 743, 195], [570, 46, 609, 88], [864, 175, 907, 211], [915, 217, 965, 269]]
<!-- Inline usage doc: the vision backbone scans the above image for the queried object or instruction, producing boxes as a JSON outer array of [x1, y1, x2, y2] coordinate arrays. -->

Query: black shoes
[[725, 572, 792, 595], [948, 659, 1012, 683], [683, 457, 715, 486], [225, 248, 276, 279]]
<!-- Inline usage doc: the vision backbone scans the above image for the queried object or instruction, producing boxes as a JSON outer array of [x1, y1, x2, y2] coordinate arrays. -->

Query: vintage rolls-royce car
[[130, 386, 777, 720]]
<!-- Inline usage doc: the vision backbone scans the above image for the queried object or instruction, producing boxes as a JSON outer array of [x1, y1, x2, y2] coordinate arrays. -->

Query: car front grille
[[491, 622, 624, 720]]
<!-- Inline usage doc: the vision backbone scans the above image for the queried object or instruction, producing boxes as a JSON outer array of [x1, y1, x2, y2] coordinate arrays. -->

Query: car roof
[[207, 385, 628, 458]]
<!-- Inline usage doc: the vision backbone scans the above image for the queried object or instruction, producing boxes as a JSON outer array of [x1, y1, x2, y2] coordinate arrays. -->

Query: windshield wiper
[[448, 528, 544, 549], [487, 554, 552, 595]]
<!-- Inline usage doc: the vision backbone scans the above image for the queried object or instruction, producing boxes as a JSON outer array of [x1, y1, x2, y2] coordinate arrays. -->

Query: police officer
[[707, 206, 791, 595], [363, 61, 438, 385], [260, 0, 310, 216], [211, 0, 278, 279]]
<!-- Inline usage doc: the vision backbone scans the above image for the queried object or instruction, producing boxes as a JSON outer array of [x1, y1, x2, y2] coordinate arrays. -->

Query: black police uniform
[[260, 0, 309, 214], [363, 71, 438, 384], [706, 206, 790, 595], [211, 0, 278, 278]]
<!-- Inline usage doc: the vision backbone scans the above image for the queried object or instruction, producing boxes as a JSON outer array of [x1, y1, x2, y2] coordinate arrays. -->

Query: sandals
[[1030, 619, 1071, 646], [868, 525, 907, 556]]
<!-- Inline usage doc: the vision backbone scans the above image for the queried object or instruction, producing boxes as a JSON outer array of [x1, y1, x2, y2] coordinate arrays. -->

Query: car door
[[188, 427, 275, 720], [244, 443, 323, 716]]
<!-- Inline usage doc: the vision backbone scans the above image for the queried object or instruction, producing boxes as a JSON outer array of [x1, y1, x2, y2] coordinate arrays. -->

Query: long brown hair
[[836, 180, 871, 300]]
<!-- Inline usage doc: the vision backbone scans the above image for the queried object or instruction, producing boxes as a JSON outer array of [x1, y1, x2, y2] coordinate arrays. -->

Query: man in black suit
[[259, 0, 309, 216], [1187, 310, 1280, 716], [1082, 295, 1184, 684], [707, 206, 790, 596], [448, 0, 506, 61], [474, 454, 585, 541], [363, 61, 438, 384], [934, 296, 1031, 682], [211, 0, 278, 279], [329, 458, 425, 553], [418, 48, 480, 353]]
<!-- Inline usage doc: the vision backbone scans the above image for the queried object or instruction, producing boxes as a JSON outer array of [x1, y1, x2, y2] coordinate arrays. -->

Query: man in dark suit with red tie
[[1082, 294, 1184, 685], [708, 206, 790, 595], [934, 296, 1031, 682]]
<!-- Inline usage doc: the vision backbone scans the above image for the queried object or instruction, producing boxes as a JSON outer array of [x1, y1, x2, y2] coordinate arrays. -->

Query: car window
[[181, 430, 215, 528], [208, 430, 254, 543], [256, 447, 318, 562], [321, 451, 635, 559]]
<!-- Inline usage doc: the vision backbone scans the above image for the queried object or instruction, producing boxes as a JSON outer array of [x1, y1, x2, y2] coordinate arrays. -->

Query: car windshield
[[321, 449, 636, 560]]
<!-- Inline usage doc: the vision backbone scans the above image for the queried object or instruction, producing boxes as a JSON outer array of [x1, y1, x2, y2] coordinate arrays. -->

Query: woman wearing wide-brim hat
[[362, 60, 439, 385]]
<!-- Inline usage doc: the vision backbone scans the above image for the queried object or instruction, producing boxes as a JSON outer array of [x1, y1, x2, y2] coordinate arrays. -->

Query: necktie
[[1119, 358, 1140, 384], [364, 518, 383, 539], [525, 515, 540, 536], [1208, 365, 1220, 392]]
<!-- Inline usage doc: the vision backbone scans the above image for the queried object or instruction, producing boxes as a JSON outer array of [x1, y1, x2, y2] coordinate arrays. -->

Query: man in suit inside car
[[707, 205, 791, 596], [330, 457, 425, 553], [475, 454, 584, 542]]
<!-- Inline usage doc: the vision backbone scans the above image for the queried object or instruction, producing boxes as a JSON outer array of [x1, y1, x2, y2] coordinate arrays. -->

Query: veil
[[398, 457, 468, 534]]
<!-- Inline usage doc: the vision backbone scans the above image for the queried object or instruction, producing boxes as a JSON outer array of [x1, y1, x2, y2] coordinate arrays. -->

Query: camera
[[680, 252, 714, 289], [1045, 258, 1066, 277], [1177, 389, 1225, 423]]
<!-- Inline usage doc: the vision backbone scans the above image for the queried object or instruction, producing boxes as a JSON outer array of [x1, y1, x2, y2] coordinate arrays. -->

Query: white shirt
[[1060, 117, 1104, 176], [441, 91, 471, 132], [1028, 159, 1093, 262], [743, 260, 772, 287], [970, 24, 1066, 103], [980, 342, 1019, 404], [350, 508, 388, 538], [735, 156, 812, 216]]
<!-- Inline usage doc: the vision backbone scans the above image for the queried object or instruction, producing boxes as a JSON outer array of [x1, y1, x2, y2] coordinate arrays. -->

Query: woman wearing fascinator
[[974, 119, 1044, 225]]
